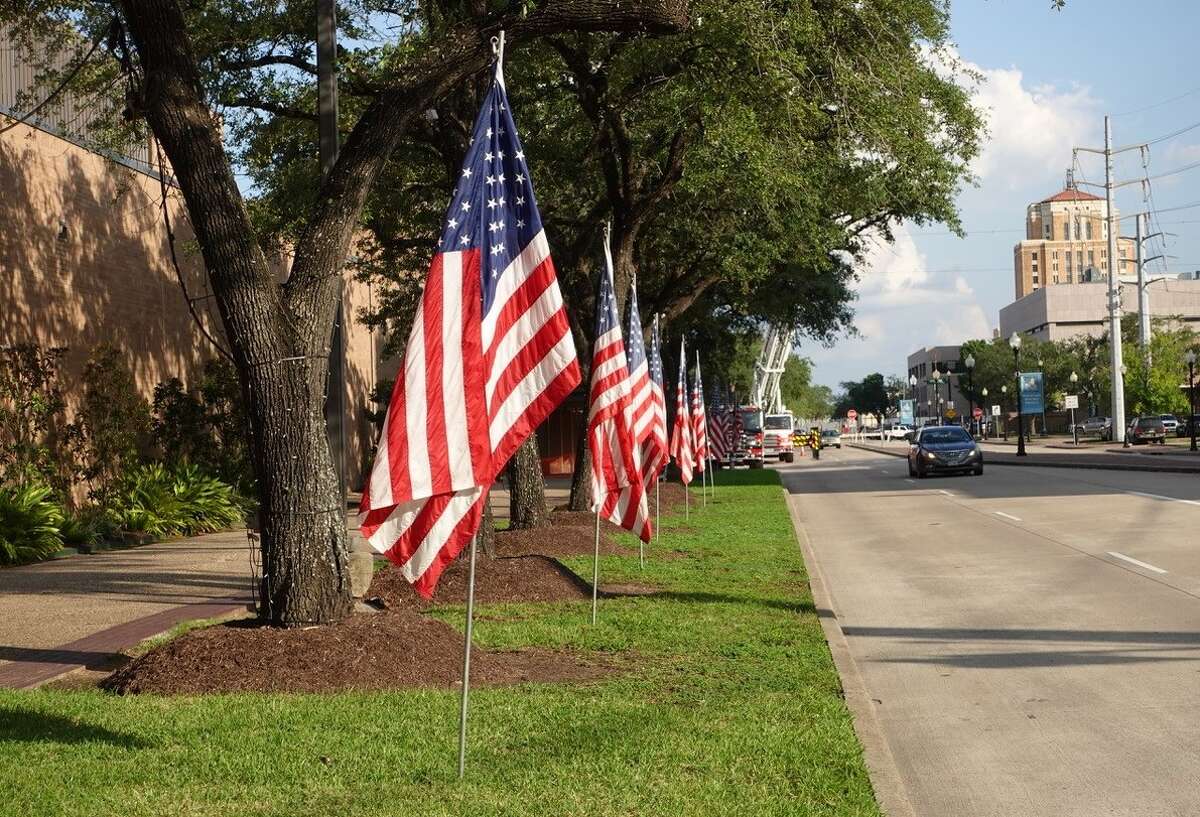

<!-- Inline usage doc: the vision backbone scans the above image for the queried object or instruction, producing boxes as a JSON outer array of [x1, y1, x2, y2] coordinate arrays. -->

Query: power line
[[1113, 84, 1200, 117], [1144, 119, 1200, 147]]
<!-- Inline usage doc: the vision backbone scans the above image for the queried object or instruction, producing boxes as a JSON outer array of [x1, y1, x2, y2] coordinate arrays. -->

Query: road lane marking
[[1126, 490, 1200, 507], [904, 479, 915, 484], [938, 489, 953, 497], [994, 511, 1022, 522], [1107, 551, 1168, 574]]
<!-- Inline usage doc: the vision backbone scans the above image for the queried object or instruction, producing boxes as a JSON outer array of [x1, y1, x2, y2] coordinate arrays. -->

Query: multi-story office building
[[1012, 176, 1136, 299]]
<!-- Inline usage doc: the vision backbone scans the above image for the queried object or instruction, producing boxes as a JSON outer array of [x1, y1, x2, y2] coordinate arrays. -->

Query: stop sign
[[973, 407, 983, 419], [847, 409, 858, 420]]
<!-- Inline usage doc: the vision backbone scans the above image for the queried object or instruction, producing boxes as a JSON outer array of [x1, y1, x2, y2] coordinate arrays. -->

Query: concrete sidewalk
[[0, 529, 255, 688]]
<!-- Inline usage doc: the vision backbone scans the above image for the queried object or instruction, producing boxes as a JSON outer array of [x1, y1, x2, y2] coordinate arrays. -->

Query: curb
[[783, 487, 917, 817], [847, 442, 1200, 474]]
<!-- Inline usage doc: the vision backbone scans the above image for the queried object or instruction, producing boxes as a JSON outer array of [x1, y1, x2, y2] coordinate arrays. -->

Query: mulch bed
[[369, 553, 590, 610], [101, 610, 618, 695]]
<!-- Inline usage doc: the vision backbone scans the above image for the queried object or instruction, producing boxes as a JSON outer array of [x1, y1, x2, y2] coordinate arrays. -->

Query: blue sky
[[806, 0, 1200, 390]]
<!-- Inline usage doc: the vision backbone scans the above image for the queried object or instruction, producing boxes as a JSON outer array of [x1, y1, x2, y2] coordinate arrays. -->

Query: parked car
[[1075, 415, 1112, 441], [1127, 416, 1167, 445], [885, 424, 913, 442], [1159, 414, 1179, 434], [1176, 414, 1200, 437], [821, 428, 842, 449], [907, 426, 984, 478]]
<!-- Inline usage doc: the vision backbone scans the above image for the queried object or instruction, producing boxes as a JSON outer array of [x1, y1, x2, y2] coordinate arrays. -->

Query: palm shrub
[[107, 464, 246, 537], [0, 483, 65, 565]]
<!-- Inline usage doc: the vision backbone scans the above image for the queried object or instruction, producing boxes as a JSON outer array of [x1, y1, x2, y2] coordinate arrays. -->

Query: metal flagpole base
[[457, 534, 478, 779], [591, 510, 601, 625]]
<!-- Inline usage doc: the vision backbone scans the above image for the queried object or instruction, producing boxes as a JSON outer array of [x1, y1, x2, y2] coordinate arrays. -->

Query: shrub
[[107, 463, 246, 538], [0, 483, 65, 566], [60, 505, 117, 548], [152, 359, 254, 494], [72, 345, 154, 500], [0, 345, 79, 495]]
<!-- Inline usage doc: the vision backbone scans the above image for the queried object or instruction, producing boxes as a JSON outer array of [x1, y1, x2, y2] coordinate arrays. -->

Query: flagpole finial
[[491, 31, 506, 84]]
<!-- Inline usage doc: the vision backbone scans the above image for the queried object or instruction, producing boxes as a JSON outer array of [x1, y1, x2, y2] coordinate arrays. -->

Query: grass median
[[0, 469, 881, 817]]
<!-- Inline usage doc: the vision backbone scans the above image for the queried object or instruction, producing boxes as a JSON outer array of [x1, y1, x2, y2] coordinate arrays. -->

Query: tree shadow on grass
[[0, 707, 147, 748], [647, 590, 814, 615]]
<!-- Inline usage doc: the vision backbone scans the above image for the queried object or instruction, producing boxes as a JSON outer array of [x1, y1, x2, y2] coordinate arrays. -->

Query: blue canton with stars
[[594, 263, 621, 344], [439, 65, 545, 316], [624, 282, 648, 373], [647, 317, 665, 391]]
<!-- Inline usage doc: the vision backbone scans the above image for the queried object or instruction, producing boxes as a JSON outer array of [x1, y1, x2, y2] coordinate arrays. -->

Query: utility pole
[[1076, 117, 1140, 444], [1128, 211, 1165, 368], [318, 0, 348, 506]]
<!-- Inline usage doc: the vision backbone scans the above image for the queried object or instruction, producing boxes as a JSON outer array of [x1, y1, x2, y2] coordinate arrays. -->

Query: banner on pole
[[899, 399, 915, 426], [1019, 372, 1044, 414]]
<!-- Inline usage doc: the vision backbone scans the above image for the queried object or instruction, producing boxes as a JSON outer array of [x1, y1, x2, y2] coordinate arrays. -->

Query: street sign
[[973, 407, 983, 419], [847, 409, 858, 420], [945, 408, 957, 420], [1019, 372, 1045, 414], [1064, 395, 1079, 410], [991, 404, 1001, 416]]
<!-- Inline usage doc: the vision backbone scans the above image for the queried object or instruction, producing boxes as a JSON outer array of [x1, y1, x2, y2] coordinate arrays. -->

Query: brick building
[[1, 41, 380, 488], [1012, 176, 1136, 299]]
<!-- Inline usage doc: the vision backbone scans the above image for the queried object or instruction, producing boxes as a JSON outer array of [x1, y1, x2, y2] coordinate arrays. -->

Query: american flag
[[691, 352, 708, 472], [670, 338, 694, 485], [647, 316, 669, 478], [625, 285, 668, 485], [359, 59, 581, 597], [707, 410, 731, 462], [587, 238, 652, 543]]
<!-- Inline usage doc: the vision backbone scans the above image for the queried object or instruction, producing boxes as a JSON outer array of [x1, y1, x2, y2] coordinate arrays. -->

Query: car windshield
[[1161, 415, 1176, 421], [764, 416, 792, 430], [740, 411, 762, 432], [821, 429, 839, 437], [1136, 418, 1160, 428], [920, 428, 971, 444]]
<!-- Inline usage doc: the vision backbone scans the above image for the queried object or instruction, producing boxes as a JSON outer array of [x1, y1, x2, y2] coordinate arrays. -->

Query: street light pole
[[1011, 332, 1027, 457], [965, 354, 976, 436], [1001, 385, 1008, 441], [1069, 371, 1079, 445], [982, 387, 989, 439], [1187, 351, 1197, 452]]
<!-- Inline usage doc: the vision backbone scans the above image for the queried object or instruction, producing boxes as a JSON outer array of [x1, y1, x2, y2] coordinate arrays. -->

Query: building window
[[1086, 220, 1093, 240], [1077, 250, 1083, 268], [1067, 271, 1073, 284], [1033, 273, 1040, 283], [1052, 262, 1059, 271], [1066, 256, 1072, 271], [1032, 251, 1039, 261], [1088, 250, 1095, 267], [1074, 216, 1082, 239], [1045, 223, 1052, 239]]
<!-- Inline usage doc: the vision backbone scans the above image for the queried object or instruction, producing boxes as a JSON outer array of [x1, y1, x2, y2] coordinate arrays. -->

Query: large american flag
[[691, 353, 708, 472], [707, 410, 731, 462], [359, 59, 581, 597], [670, 338, 694, 485], [587, 240, 652, 543], [625, 285, 668, 486]]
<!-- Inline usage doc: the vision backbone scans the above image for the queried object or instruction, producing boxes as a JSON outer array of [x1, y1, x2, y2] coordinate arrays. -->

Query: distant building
[[905, 346, 973, 421], [999, 279, 1200, 343], [1012, 174, 1135, 299]]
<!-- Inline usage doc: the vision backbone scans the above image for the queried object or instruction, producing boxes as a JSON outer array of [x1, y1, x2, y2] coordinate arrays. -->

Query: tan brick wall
[[1, 119, 379, 488]]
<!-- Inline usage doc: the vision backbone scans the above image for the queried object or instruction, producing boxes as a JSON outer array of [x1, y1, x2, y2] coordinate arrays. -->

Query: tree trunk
[[568, 412, 593, 511], [507, 435, 548, 529]]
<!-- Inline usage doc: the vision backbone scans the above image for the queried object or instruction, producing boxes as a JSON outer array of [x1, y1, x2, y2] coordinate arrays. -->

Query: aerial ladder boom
[[751, 326, 794, 414]]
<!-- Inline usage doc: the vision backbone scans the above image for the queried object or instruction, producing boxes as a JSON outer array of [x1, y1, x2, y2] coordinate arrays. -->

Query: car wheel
[[973, 465, 984, 476], [907, 462, 916, 477]]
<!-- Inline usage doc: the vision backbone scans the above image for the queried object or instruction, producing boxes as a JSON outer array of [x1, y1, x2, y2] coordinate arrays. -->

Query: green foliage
[[72, 345, 153, 498], [59, 505, 116, 548], [0, 345, 78, 495], [106, 464, 246, 538], [152, 359, 254, 493], [833, 373, 897, 421], [0, 483, 65, 565]]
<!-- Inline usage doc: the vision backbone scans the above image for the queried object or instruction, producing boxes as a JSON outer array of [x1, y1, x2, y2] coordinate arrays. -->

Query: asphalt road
[[783, 447, 1200, 817]]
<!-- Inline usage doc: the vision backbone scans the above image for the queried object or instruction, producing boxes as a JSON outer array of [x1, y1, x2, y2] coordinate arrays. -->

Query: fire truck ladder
[[752, 326, 793, 414]]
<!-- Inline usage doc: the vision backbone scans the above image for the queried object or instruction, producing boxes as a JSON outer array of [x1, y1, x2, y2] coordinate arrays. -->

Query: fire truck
[[763, 411, 796, 463], [710, 405, 767, 469]]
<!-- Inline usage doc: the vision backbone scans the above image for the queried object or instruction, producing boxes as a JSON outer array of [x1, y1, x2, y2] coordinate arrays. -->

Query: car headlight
[[966, 448, 979, 458], [923, 450, 937, 461]]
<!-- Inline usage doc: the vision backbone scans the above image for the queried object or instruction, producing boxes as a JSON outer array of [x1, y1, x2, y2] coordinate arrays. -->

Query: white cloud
[[935, 48, 1099, 187]]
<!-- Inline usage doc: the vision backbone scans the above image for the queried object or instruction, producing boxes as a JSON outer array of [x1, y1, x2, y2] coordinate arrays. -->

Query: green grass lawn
[[0, 469, 880, 817]]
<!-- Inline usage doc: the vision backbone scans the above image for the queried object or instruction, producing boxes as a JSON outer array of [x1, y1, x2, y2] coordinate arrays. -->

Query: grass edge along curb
[[0, 469, 883, 817]]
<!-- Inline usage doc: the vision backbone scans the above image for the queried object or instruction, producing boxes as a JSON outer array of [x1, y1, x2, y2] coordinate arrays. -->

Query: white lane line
[[1107, 551, 1168, 574], [1126, 490, 1200, 507], [994, 511, 1022, 522], [904, 479, 915, 484], [938, 489, 953, 497]]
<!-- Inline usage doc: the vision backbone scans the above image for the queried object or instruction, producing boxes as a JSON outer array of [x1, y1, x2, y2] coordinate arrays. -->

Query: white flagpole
[[457, 533, 479, 779], [684, 480, 689, 520], [591, 509, 601, 625], [701, 462, 707, 507]]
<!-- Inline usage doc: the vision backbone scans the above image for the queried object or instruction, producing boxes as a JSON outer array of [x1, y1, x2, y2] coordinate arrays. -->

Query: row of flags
[[359, 51, 710, 598]]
